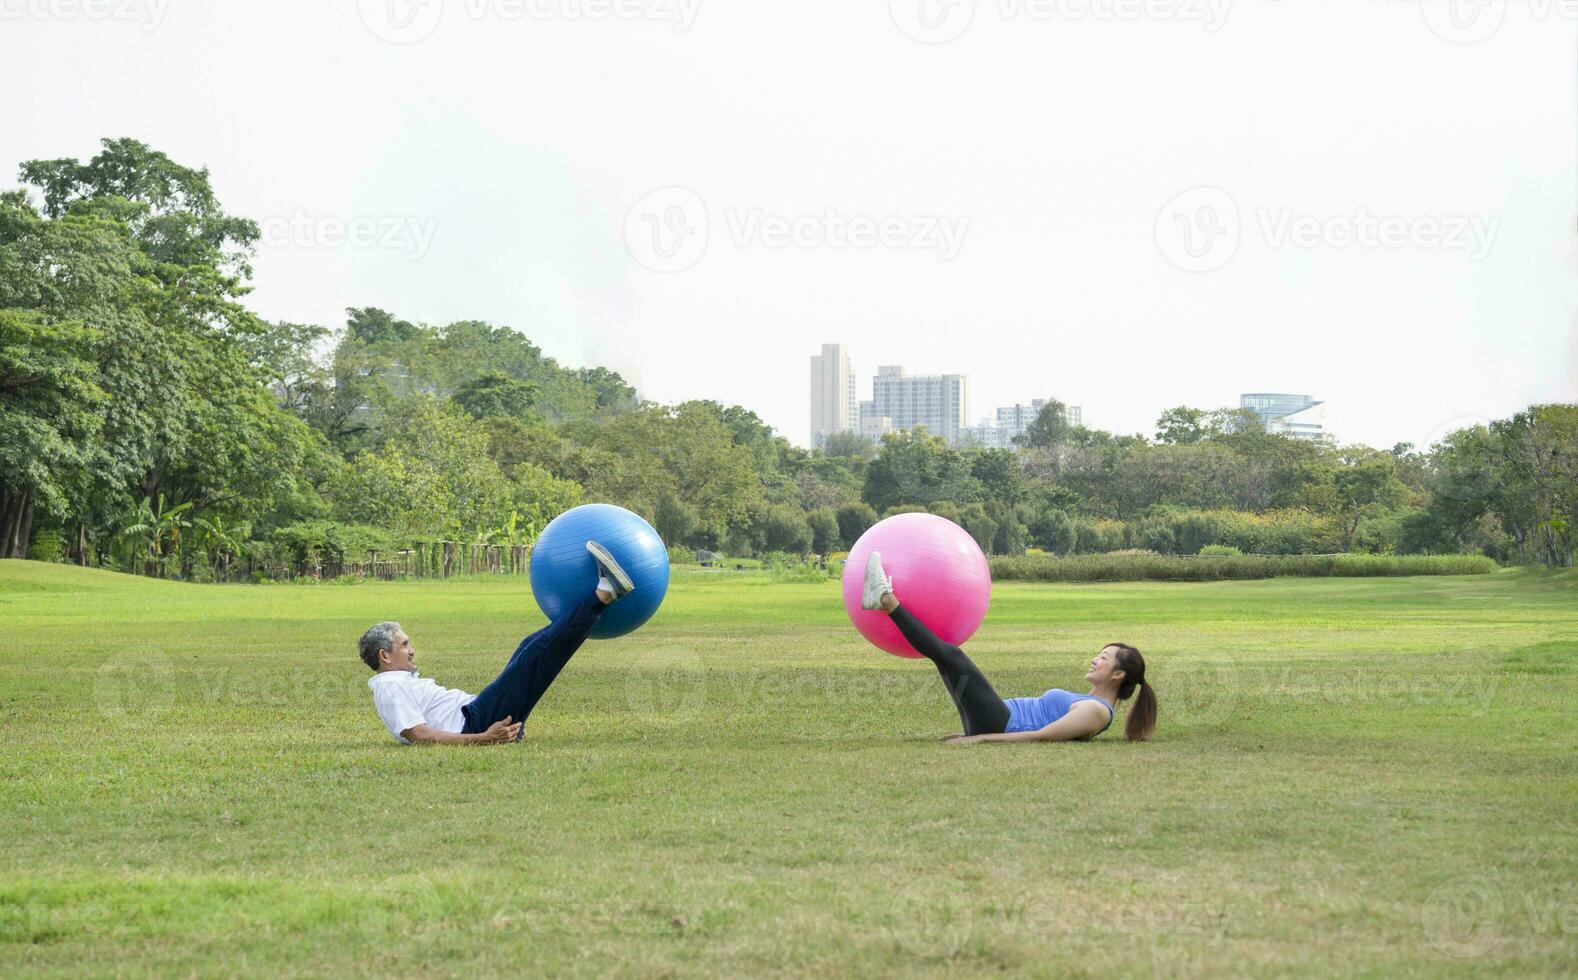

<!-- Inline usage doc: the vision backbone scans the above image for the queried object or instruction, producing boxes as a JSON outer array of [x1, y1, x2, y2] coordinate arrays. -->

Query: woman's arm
[[947, 702, 1110, 744]]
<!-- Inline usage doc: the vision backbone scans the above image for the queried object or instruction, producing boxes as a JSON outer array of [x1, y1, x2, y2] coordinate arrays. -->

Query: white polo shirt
[[367, 670, 476, 744]]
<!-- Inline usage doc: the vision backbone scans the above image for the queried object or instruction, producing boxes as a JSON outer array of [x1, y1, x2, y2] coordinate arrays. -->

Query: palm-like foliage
[[113, 494, 193, 576]]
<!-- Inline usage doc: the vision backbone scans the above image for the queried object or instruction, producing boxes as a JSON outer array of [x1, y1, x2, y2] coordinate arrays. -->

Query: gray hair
[[359, 621, 402, 670]]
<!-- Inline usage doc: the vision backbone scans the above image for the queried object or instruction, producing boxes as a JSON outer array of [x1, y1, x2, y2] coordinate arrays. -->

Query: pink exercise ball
[[841, 512, 992, 658]]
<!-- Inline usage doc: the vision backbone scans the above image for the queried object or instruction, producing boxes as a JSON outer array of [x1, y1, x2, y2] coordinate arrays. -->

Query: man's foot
[[861, 551, 894, 611], [586, 540, 634, 602]]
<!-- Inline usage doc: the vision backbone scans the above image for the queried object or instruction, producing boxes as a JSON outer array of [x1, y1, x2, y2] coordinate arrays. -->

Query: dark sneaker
[[586, 540, 635, 598]]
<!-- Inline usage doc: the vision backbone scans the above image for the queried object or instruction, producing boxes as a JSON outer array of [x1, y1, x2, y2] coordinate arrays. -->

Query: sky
[[3, 0, 1574, 450]]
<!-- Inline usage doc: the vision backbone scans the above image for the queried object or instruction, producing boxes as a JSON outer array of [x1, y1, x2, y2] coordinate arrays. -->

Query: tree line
[[3, 140, 1574, 576]]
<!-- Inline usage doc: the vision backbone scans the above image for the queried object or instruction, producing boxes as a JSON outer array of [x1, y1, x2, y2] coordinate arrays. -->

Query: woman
[[861, 552, 1157, 742]]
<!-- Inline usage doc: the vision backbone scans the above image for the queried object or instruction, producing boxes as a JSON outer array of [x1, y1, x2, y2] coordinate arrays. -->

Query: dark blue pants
[[461, 598, 603, 738]]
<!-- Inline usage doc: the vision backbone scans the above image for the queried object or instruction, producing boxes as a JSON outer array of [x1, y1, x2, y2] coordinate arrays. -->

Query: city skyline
[[804, 344, 1346, 448], [7, 7, 1567, 456]]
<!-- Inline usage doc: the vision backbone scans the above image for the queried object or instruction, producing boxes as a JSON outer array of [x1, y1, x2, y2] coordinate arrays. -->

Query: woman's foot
[[861, 551, 894, 611]]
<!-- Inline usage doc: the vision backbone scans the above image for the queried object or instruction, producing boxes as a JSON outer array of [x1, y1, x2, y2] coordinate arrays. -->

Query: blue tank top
[[1004, 689, 1115, 735]]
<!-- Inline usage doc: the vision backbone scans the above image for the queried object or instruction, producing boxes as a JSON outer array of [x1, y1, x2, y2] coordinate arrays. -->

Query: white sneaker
[[861, 551, 893, 611]]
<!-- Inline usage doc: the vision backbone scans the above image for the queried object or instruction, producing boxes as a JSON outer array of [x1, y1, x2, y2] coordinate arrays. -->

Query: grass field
[[3, 560, 1577, 977]]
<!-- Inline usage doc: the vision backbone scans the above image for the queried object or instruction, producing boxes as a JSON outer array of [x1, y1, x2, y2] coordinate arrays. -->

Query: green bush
[[1198, 544, 1242, 557], [989, 552, 1499, 582], [27, 528, 65, 563]]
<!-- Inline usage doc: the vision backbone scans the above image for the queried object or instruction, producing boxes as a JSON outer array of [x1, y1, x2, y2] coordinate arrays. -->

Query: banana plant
[[114, 494, 193, 577], [192, 514, 247, 580]]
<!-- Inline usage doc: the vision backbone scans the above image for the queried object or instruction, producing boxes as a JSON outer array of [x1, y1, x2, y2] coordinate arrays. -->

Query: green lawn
[[3, 560, 1576, 977]]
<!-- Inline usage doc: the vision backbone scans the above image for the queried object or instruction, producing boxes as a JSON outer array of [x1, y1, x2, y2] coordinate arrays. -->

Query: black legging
[[889, 604, 1010, 736]]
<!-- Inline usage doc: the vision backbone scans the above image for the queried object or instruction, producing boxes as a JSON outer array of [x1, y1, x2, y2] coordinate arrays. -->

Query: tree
[[823, 431, 877, 460], [1015, 399, 1071, 449], [1334, 455, 1406, 552], [836, 502, 878, 545], [759, 502, 812, 554], [972, 448, 1026, 506], [240, 320, 331, 414], [1155, 406, 1208, 445], [806, 507, 841, 554], [652, 491, 700, 547], [0, 310, 106, 557], [454, 371, 540, 421], [862, 428, 981, 512]]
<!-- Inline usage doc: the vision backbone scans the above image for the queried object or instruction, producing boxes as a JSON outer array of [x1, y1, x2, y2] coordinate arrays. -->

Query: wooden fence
[[241, 542, 535, 582]]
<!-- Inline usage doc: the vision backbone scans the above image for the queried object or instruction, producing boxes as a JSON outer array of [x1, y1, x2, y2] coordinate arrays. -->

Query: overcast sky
[[3, 0, 1574, 449]]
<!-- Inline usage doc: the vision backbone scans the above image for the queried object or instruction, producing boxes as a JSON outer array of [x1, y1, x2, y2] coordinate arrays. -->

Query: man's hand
[[400, 718, 521, 745], [476, 716, 522, 744]]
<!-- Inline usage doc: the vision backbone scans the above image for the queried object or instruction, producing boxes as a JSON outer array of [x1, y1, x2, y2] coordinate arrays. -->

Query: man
[[359, 541, 633, 745]]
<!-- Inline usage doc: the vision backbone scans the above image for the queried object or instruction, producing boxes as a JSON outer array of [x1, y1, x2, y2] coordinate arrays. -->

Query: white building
[[963, 399, 1083, 448], [1267, 401, 1333, 443], [869, 365, 968, 444], [1240, 393, 1333, 443], [809, 344, 858, 447]]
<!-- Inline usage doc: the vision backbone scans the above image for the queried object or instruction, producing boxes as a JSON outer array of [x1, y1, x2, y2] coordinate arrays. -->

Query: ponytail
[[1108, 643, 1157, 742]]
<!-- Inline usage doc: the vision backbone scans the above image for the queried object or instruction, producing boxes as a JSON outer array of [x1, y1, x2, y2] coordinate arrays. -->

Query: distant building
[[962, 399, 1083, 449], [1240, 393, 1333, 442], [869, 365, 968, 444], [809, 344, 858, 448]]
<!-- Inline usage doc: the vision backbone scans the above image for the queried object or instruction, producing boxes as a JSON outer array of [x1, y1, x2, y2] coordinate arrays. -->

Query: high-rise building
[[869, 365, 969, 444], [1240, 393, 1332, 442], [809, 344, 858, 447]]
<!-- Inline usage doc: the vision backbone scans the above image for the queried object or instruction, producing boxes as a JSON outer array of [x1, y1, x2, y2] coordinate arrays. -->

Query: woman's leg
[[888, 604, 1009, 736]]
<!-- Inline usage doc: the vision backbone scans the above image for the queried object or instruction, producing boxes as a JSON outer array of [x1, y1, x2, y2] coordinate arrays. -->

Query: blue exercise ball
[[530, 503, 669, 639]]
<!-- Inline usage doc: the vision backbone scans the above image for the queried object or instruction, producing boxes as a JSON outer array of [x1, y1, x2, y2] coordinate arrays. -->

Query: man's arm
[[401, 716, 521, 745]]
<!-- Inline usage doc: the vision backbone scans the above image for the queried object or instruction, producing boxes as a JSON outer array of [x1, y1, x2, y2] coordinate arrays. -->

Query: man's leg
[[888, 604, 1010, 736], [462, 598, 604, 738]]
